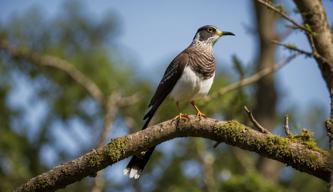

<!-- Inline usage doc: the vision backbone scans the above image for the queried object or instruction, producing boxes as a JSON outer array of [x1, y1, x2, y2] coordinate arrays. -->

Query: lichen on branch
[[15, 116, 330, 192]]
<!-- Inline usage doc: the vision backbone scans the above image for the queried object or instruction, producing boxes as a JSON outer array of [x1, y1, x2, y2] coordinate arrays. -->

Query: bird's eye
[[207, 28, 214, 33]]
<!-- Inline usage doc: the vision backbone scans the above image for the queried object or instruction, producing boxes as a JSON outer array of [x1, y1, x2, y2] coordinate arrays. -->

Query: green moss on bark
[[289, 129, 328, 156], [214, 120, 247, 136], [86, 137, 129, 168], [88, 151, 101, 167], [213, 120, 328, 162], [106, 137, 128, 161]]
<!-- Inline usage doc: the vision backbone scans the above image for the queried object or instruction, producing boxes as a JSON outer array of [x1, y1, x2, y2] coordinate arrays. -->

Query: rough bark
[[15, 116, 330, 192], [253, 0, 281, 181], [293, 0, 333, 190], [293, 0, 333, 132], [293, 0, 333, 84]]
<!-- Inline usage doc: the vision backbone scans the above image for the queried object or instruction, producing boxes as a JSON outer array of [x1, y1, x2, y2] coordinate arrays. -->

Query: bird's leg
[[174, 101, 189, 120], [191, 101, 206, 118]]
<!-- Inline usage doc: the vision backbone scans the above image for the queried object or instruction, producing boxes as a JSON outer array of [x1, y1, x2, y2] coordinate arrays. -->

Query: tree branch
[[96, 94, 121, 148], [292, 0, 333, 95], [272, 40, 313, 57], [207, 54, 297, 101], [283, 115, 291, 137], [0, 40, 106, 104], [255, 0, 311, 33], [0, 38, 144, 191], [15, 116, 330, 192], [291, 0, 333, 189], [272, 40, 331, 65], [243, 106, 270, 134]]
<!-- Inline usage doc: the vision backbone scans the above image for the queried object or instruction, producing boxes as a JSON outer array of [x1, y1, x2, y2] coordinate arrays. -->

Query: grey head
[[192, 25, 235, 46]]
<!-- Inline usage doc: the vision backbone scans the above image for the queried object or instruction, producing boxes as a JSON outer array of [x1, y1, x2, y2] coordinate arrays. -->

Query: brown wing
[[143, 51, 189, 122]]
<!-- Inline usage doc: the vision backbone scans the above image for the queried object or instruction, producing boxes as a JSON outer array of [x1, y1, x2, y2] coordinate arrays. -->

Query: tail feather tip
[[123, 168, 130, 176], [123, 168, 141, 179]]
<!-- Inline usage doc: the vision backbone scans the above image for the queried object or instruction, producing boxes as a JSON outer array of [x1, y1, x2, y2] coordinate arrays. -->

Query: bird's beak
[[216, 31, 235, 37]]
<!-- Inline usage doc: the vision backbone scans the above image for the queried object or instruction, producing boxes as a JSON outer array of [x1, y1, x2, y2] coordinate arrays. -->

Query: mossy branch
[[15, 116, 330, 192], [292, 0, 333, 188]]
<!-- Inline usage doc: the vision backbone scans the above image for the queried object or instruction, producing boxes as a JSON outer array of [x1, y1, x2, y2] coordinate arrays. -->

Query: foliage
[[0, 1, 328, 192], [221, 171, 286, 192], [0, 1, 149, 191]]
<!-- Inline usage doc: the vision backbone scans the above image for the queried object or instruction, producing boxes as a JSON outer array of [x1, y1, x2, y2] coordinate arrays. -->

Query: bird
[[123, 25, 234, 179]]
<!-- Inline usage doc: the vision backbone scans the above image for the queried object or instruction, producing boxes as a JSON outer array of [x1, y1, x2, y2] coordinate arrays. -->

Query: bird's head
[[193, 25, 234, 46]]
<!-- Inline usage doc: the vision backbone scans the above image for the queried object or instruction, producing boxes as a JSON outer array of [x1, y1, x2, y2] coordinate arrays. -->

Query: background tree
[[0, 0, 332, 192], [253, 0, 281, 182]]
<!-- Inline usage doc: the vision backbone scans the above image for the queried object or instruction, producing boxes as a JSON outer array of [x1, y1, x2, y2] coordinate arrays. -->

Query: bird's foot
[[190, 101, 206, 119], [196, 111, 206, 118], [174, 113, 189, 120]]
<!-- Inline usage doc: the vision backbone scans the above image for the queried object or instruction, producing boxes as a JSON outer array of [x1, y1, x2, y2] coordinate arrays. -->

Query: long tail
[[123, 146, 156, 179], [123, 105, 159, 179]]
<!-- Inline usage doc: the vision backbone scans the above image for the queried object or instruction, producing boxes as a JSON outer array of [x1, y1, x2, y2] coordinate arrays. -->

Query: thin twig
[[91, 175, 105, 192], [272, 40, 312, 57], [255, 0, 311, 34], [272, 40, 331, 65], [308, 32, 317, 53], [207, 54, 298, 101], [117, 93, 142, 107], [244, 106, 270, 134], [258, 0, 332, 67], [306, 35, 331, 66], [96, 94, 121, 148], [283, 115, 291, 136], [257, 0, 333, 68], [124, 116, 138, 133]]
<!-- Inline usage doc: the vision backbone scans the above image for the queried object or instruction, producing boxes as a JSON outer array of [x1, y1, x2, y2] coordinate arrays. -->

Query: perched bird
[[123, 25, 234, 179]]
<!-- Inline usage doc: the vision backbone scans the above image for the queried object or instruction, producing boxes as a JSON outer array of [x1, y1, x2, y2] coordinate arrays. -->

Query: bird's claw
[[196, 111, 206, 118], [174, 113, 189, 120]]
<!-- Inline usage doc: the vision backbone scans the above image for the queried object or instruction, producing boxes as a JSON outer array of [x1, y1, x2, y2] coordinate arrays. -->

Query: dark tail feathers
[[123, 146, 156, 179], [123, 105, 158, 179]]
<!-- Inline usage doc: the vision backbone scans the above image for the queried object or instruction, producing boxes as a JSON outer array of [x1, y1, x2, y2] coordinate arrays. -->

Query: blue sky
[[1, 0, 332, 119]]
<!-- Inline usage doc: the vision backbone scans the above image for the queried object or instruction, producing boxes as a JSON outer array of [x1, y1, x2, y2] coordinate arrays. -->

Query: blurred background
[[0, 0, 332, 191]]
